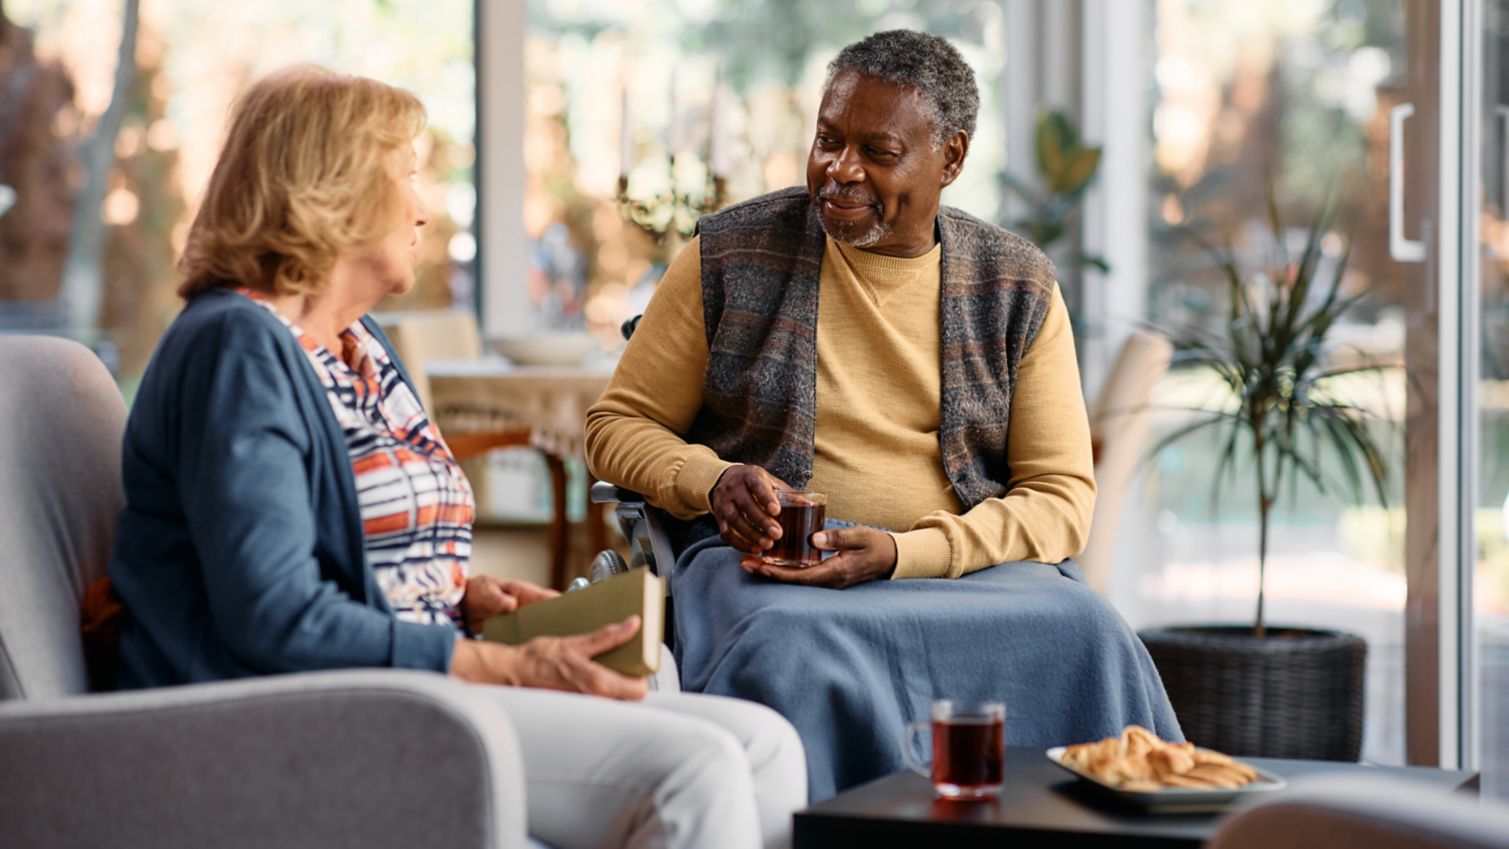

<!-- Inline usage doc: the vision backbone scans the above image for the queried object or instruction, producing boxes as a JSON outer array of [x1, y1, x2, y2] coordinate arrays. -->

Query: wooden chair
[[378, 310, 602, 590]]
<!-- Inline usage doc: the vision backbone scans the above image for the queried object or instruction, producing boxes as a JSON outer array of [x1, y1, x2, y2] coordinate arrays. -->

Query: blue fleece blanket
[[670, 530, 1182, 802]]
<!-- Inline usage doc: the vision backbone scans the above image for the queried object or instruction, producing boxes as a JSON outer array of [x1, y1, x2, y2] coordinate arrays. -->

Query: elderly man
[[587, 29, 1179, 800]]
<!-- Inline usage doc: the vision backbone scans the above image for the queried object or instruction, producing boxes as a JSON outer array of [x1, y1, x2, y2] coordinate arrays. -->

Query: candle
[[666, 73, 678, 153], [709, 76, 728, 178], [619, 84, 633, 179]]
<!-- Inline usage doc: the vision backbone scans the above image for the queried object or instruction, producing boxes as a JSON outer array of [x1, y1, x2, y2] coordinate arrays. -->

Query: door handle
[[1390, 103, 1426, 263]]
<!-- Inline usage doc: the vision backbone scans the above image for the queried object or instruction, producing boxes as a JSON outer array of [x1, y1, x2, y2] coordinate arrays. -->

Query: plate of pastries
[[1047, 725, 1286, 812]]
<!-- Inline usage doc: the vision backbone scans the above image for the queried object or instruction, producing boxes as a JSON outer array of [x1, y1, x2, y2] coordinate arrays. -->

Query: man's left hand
[[461, 575, 561, 633], [739, 526, 898, 588]]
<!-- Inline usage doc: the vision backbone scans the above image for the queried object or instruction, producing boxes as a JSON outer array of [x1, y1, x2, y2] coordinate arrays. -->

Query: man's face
[[805, 69, 967, 258]]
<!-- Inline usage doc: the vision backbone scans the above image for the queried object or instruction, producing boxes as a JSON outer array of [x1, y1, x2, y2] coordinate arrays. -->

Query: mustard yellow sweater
[[585, 235, 1096, 579]]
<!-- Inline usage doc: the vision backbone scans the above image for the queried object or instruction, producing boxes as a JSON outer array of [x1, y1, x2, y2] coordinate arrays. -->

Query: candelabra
[[615, 153, 727, 242]]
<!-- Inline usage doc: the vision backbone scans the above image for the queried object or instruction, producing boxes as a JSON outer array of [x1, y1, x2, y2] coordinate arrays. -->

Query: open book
[[481, 567, 665, 677]]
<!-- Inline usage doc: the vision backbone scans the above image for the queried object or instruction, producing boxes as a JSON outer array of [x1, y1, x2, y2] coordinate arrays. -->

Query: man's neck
[[846, 213, 939, 258], [853, 238, 938, 259]]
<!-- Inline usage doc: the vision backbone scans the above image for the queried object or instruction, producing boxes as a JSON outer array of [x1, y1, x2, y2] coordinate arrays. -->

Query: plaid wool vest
[[689, 187, 1057, 511]]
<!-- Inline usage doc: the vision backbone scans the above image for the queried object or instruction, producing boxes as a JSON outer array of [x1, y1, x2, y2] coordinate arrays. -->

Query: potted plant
[[1138, 188, 1392, 761], [1003, 108, 1108, 273]]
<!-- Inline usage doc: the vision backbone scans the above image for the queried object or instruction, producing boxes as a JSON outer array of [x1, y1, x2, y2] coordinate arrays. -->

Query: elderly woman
[[108, 66, 804, 849]]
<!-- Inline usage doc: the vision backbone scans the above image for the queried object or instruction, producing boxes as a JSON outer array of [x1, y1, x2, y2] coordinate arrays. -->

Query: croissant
[[1061, 726, 1260, 791]]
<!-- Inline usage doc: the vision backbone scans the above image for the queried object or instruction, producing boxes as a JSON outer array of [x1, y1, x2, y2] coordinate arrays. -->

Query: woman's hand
[[460, 575, 561, 634], [710, 464, 791, 553], [740, 526, 898, 588], [449, 616, 648, 701]]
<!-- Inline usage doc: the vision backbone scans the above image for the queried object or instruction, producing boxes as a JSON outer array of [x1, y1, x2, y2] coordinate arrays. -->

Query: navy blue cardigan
[[110, 288, 457, 689]]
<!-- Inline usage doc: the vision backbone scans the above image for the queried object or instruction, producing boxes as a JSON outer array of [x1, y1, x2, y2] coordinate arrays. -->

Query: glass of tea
[[900, 699, 1006, 800], [759, 490, 828, 567]]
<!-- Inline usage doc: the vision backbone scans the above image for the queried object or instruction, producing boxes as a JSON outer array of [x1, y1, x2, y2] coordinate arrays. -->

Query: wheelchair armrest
[[588, 481, 680, 582], [590, 480, 644, 506]]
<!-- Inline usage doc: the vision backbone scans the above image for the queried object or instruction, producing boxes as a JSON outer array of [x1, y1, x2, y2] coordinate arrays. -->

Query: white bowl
[[489, 332, 599, 366]]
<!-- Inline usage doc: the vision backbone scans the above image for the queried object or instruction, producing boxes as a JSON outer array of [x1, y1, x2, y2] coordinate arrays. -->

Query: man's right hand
[[710, 464, 790, 553], [450, 616, 648, 700]]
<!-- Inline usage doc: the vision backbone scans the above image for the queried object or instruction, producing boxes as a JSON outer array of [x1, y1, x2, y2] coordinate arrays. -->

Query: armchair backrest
[[0, 336, 126, 701], [1080, 330, 1174, 594]]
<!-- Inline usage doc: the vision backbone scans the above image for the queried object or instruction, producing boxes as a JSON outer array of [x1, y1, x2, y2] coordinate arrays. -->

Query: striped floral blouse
[[240, 290, 473, 630]]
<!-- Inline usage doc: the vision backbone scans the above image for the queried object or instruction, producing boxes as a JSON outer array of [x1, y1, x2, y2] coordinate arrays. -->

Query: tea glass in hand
[[759, 490, 828, 567], [900, 699, 1006, 800]]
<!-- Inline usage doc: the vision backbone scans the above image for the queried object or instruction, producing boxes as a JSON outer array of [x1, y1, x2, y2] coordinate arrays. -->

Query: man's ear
[[940, 131, 969, 187]]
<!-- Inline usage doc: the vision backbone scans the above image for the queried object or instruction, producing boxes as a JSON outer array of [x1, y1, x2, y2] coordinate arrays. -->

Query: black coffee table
[[794, 746, 1477, 849]]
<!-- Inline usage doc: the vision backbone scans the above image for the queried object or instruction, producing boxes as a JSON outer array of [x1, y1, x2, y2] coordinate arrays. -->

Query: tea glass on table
[[900, 699, 1006, 800], [759, 490, 828, 567]]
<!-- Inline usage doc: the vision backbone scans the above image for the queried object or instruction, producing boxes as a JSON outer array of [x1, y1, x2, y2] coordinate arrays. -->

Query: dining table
[[425, 356, 616, 588]]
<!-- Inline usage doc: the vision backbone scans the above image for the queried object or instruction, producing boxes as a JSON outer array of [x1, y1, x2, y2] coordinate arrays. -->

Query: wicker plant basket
[[1138, 625, 1366, 761]]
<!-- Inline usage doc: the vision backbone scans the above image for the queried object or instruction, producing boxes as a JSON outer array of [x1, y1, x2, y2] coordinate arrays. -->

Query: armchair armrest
[[1210, 776, 1506, 849], [0, 670, 527, 849]]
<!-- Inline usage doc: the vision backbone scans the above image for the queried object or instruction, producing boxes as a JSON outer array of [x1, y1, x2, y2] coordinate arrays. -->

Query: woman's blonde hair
[[178, 66, 426, 299]]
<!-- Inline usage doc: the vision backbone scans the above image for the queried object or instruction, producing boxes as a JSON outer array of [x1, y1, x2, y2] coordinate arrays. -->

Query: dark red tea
[[931, 715, 1005, 799], [761, 491, 827, 567]]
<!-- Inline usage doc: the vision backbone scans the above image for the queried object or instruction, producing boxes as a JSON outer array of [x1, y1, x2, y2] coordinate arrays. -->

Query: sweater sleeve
[[585, 236, 735, 519], [889, 285, 1097, 579], [177, 318, 456, 674]]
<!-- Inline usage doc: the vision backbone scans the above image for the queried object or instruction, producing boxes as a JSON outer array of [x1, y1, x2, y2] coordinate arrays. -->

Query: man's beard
[[813, 189, 891, 248]]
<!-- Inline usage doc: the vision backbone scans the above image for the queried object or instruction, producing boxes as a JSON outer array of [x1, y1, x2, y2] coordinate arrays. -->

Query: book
[[481, 567, 665, 677]]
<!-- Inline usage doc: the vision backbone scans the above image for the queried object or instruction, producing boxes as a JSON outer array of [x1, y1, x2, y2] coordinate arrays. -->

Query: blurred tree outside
[[0, 0, 475, 387], [58, 0, 137, 340], [0, 5, 79, 322], [1148, 0, 1407, 336], [99, 22, 185, 379]]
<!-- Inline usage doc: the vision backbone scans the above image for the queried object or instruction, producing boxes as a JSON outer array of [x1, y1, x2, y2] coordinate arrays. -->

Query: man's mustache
[[817, 186, 879, 207]]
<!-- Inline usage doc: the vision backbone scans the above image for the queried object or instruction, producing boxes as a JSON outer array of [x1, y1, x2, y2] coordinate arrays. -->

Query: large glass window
[[1114, 0, 1416, 767], [0, 0, 475, 392], [522, 0, 1009, 343], [1111, 0, 1501, 791]]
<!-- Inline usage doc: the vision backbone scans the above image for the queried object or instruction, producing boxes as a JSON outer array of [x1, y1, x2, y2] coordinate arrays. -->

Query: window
[[0, 0, 475, 393], [1094, 0, 1501, 791], [1116, 0, 1414, 767]]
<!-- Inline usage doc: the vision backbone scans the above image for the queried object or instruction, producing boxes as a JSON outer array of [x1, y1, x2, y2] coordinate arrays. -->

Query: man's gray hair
[[826, 30, 979, 148]]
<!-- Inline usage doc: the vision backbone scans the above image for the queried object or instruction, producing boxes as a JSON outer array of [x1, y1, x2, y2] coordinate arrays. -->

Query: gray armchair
[[1210, 776, 1509, 849], [0, 335, 530, 849]]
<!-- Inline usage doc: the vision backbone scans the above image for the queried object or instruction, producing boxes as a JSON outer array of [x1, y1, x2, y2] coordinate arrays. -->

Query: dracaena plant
[[1149, 188, 1393, 638]]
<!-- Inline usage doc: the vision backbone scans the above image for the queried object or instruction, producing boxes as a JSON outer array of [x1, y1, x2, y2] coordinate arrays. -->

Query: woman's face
[[353, 145, 428, 299]]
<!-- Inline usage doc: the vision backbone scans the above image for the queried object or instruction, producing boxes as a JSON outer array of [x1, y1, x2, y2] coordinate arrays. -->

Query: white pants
[[484, 686, 807, 849]]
